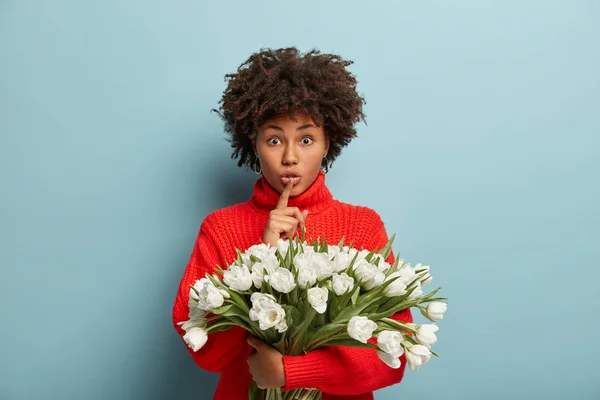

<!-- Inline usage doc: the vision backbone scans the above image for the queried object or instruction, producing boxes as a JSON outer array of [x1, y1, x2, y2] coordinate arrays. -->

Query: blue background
[[1, 1, 599, 399]]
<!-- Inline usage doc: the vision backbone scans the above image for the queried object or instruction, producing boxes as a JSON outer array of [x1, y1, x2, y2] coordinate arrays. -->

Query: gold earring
[[254, 160, 262, 175], [322, 156, 329, 174]]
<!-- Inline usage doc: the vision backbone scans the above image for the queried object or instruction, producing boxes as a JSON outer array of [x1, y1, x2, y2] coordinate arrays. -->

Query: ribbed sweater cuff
[[282, 352, 326, 391]]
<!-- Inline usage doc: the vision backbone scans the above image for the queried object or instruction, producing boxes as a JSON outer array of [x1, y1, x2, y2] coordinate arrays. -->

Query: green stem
[[381, 318, 417, 334]]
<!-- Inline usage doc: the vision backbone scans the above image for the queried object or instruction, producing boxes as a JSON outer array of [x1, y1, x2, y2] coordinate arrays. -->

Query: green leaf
[[284, 305, 302, 326], [206, 274, 223, 289], [210, 304, 233, 315], [430, 350, 439, 357], [419, 307, 435, 322], [333, 296, 379, 323], [347, 251, 361, 272], [364, 247, 377, 262], [235, 249, 244, 266], [207, 324, 233, 334], [328, 293, 340, 321], [379, 234, 396, 260], [206, 320, 234, 332], [307, 322, 346, 345], [379, 296, 401, 314], [227, 291, 250, 312], [350, 285, 361, 305], [286, 241, 294, 268], [381, 318, 416, 333]]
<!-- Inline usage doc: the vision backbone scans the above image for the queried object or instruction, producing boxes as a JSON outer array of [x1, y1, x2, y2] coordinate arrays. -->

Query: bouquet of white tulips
[[178, 235, 448, 400]]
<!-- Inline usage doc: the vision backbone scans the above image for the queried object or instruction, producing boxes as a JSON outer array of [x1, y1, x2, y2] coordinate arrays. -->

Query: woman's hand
[[262, 180, 309, 246], [247, 336, 286, 389]]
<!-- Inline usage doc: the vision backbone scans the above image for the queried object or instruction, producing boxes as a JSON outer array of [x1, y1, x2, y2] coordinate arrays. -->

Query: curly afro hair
[[213, 47, 366, 171]]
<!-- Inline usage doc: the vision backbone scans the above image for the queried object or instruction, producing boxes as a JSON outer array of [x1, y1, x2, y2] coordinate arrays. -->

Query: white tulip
[[187, 305, 207, 323], [426, 302, 447, 321], [405, 344, 431, 371], [293, 252, 311, 270], [348, 249, 371, 265], [192, 278, 225, 311], [377, 260, 391, 273], [377, 350, 401, 369], [276, 238, 291, 256], [250, 265, 266, 289], [249, 292, 288, 332], [262, 254, 281, 271], [382, 272, 408, 297], [327, 245, 342, 259], [223, 264, 253, 292], [264, 267, 297, 293], [183, 326, 208, 352], [407, 282, 423, 300], [301, 243, 315, 255], [331, 252, 353, 273], [245, 243, 273, 262], [312, 252, 335, 280], [377, 330, 404, 357], [241, 253, 252, 267], [250, 254, 279, 289], [332, 273, 355, 296], [307, 287, 329, 314], [188, 288, 199, 311], [353, 259, 385, 290], [415, 324, 439, 349], [297, 264, 318, 289], [249, 292, 277, 310], [398, 264, 417, 286], [415, 263, 432, 285], [252, 303, 287, 332], [274, 318, 288, 333], [347, 316, 378, 343], [178, 306, 207, 333], [371, 253, 386, 267]]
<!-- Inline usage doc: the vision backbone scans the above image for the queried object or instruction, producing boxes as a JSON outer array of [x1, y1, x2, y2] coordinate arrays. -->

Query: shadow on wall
[[149, 135, 257, 400]]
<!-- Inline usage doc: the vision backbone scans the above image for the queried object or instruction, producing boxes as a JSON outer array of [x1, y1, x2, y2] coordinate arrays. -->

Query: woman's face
[[254, 113, 329, 197]]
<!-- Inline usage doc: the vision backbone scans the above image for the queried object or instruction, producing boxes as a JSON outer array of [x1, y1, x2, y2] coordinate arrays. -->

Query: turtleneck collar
[[249, 170, 334, 214]]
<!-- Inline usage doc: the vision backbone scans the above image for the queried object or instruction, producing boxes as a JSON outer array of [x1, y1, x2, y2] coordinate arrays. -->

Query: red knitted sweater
[[172, 170, 412, 399]]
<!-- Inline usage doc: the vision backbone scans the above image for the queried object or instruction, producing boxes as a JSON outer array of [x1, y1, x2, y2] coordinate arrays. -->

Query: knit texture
[[172, 170, 413, 400]]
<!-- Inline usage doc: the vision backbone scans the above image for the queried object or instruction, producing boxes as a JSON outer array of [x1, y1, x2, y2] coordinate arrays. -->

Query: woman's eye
[[302, 137, 313, 145], [268, 138, 281, 145]]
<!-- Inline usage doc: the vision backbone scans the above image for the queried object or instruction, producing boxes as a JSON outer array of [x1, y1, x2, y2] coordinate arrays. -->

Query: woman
[[172, 47, 413, 400]]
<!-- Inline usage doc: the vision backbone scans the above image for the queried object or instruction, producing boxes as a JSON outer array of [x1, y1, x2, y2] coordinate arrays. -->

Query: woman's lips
[[281, 176, 301, 185]]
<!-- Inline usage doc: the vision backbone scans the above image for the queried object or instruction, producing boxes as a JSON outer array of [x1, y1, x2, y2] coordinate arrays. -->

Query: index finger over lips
[[276, 180, 294, 209]]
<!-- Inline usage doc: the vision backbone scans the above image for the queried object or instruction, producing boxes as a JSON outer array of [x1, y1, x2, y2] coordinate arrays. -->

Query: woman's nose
[[282, 145, 299, 165]]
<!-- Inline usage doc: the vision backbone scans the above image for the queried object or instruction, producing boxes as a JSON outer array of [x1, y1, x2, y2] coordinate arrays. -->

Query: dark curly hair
[[213, 47, 366, 171]]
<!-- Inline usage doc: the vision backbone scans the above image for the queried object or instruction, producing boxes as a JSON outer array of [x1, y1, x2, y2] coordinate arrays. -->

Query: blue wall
[[1, 1, 599, 399]]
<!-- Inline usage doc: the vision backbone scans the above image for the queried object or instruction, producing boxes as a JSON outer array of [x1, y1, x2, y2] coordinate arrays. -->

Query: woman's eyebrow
[[297, 124, 316, 131], [264, 124, 283, 131], [263, 124, 316, 131]]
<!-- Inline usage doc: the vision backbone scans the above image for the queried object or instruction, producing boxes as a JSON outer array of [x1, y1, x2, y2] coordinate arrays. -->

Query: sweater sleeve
[[282, 211, 413, 395], [172, 216, 261, 373]]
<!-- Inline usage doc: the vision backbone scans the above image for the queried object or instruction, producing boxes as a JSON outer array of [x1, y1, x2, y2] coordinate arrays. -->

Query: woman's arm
[[282, 211, 413, 395], [172, 216, 252, 373]]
